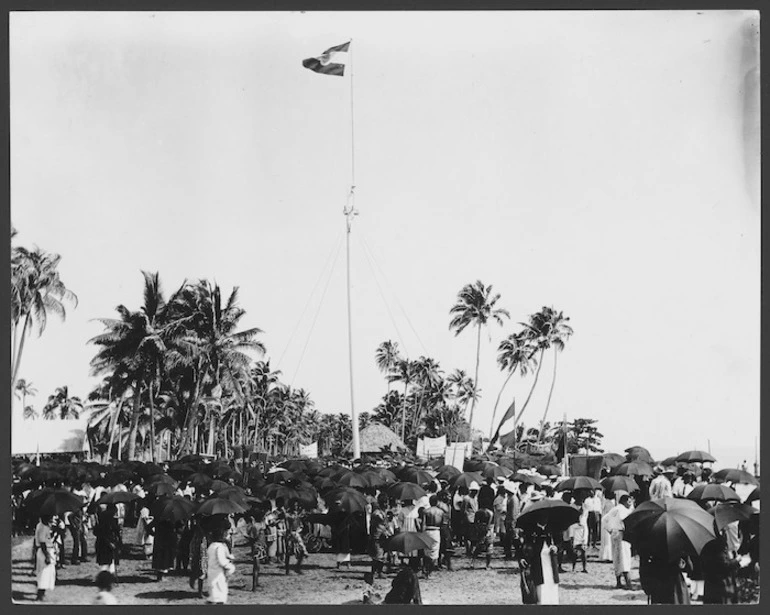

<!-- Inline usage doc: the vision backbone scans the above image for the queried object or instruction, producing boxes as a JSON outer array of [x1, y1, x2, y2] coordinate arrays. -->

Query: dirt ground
[[11, 528, 652, 605]]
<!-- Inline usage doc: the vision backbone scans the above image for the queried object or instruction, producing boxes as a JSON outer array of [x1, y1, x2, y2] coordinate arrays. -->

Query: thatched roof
[[347, 423, 408, 455]]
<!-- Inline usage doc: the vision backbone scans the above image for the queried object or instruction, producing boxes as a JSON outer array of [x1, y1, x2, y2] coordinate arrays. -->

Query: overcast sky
[[10, 10, 761, 468]]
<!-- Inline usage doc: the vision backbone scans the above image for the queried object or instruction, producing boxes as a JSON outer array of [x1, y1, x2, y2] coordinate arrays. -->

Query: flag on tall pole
[[302, 41, 350, 76]]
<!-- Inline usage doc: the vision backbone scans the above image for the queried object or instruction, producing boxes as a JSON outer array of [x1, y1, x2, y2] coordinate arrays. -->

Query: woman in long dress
[[598, 493, 614, 562], [152, 518, 178, 581], [34, 515, 57, 601], [135, 500, 154, 559], [188, 516, 209, 598], [206, 528, 236, 604]]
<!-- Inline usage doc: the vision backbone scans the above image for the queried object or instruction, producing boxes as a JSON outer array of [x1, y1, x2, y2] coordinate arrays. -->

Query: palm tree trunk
[[513, 348, 545, 427], [401, 380, 409, 442], [148, 381, 156, 463], [467, 323, 482, 429], [488, 369, 515, 440], [538, 351, 559, 443], [127, 384, 142, 460], [107, 400, 122, 462], [10, 314, 32, 396]]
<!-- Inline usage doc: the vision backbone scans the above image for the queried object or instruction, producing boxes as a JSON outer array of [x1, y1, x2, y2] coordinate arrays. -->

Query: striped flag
[[302, 41, 350, 76]]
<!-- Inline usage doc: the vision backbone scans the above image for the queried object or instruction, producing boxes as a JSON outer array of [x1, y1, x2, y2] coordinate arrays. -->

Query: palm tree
[[388, 357, 415, 442], [375, 341, 401, 395], [447, 369, 478, 419], [23, 405, 38, 420], [42, 386, 84, 420], [488, 331, 538, 440], [535, 308, 573, 442], [11, 245, 78, 395], [14, 378, 37, 415], [448, 280, 509, 429]]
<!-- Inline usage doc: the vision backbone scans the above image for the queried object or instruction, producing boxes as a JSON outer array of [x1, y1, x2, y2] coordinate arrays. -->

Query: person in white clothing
[[206, 528, 236, 604], [603, 494, 634, 589], [649, 469, 674, 499]]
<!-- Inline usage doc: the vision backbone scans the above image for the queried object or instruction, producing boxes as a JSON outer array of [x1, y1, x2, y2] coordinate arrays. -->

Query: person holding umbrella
[[518, 516, 560, 604], [34, 515, 57, 601], [152, 517, 178, 581], [603, 493, 633, 589], [701, 530, 741, 604]]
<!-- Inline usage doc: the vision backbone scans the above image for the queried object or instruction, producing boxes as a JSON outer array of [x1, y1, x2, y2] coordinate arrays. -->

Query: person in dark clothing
[[176, 520, 193, 572], [383, 560, 423, 604], [94, 504, 121, 578], [478, 478, 496, 512], [638, 548, 691, 605], [701, 533, 740, 604], [152, 519, 178, 581], [368, 495, 391, 578]]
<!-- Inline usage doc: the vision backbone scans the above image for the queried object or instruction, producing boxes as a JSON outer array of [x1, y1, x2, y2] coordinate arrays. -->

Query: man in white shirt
[[581, 489, 602, 548]]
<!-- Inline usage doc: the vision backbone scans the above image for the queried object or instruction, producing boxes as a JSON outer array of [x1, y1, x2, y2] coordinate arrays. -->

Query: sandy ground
[[12, 528, 652, 605]]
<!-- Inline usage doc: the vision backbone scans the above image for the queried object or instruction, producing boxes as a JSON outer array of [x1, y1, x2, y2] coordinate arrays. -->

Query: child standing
[[206, 528, 236, 604], [568, 512, 589, 573]]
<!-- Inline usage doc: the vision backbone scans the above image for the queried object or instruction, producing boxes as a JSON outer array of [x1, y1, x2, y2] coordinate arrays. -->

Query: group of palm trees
[[11, 228, 574, 463]]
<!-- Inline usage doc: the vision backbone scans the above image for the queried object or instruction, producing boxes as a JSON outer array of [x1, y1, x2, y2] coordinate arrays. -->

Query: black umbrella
[[511, 472, 545, 486], [335, 471, 370, 489], [601, 476, 640, 495], [187, 472, 214, 490], [384, 531, 437, 554], [215, 486, 248, 505], [517, 499, 581, 533], [135, 462, 165, 478], [612, 461, 654, 477], [712, 468, 759, 486], [100, 491, 141, 505], [745, 487, 759, 504], [146, 482, 177, 497], [555, 476, 602, 492], [398, 467, 435, 486], [388, 482, 427, 502], [105, 469, 136, 487], [675, 450, 716, 464], [687, 484, 740, 503], [260, 481, 318, 509], [434, 465, 462, 481], [536, 464, 562, 477], [209, 480, 230, 493], [167, 464, 196, 480], [623, 497, 716, 562], [708, 502, 757, 531], [150, 496, 195, 522], [196, 497, 247, 516], [324, 487, 368, 514], [448, 472, 484, 490], [25, 488, 87, 517]]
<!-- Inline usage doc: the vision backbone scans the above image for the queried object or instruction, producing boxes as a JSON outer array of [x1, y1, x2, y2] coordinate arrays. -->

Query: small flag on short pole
[[302, 41, 350, 76]]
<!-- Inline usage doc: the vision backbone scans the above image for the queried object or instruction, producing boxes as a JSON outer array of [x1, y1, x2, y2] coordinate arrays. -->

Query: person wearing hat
[[649, 468, 674, 500]]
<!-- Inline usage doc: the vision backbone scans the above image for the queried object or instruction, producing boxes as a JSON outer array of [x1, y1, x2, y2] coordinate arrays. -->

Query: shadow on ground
[[134, 590, 197, 601]]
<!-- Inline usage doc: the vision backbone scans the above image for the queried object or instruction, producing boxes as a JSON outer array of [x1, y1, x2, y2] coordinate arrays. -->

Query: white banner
[[417, 435, 447, 459], [444, 442, 472, 471], [299, 442, 318, 459]]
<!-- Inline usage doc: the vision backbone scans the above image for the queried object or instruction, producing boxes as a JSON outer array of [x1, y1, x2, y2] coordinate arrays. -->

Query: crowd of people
[[12, 455, 761, 605]]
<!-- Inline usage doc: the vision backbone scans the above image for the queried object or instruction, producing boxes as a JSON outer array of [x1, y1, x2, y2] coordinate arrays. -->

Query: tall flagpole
[[345, 40, 361, 461]]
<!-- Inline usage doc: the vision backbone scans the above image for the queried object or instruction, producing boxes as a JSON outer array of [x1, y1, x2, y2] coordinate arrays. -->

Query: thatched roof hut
[[347, 423, 408, 455]]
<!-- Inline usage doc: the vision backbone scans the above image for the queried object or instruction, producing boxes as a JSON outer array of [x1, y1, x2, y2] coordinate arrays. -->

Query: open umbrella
[[658, 456, 680, 468], [146, 482, 177, 497], [145, 473, 178, 488], [602, 453, 627, 471], [481, 464, 512, 481], [335, 471, 370, 489], [356, 470, 387, 488], [623, 497, 716, 562], [708, 502, 757, 531], [601, 476, 640, 495], [556, 476, 602, 492], [100, 491, 141, 505], [398, 467, 435, 486], [687, 484, 740, 503], [167, 464, 196, 480], [448, 472, 484, 490], [104, 469, 135, 487], [324, 487, 368, 514], [25, 488, 87, 517], [384, 531, 437, 554], [612, 461, 654, 477], [434, 465, 461, 481], [625, 446, 653, 459], [511, 472, 545, 486], [517, 499, 580, 533], [215, 486, 248, 505], [151, 495, 195, 522], [260, 481, 318, 509], [388, 482, 427, 502], [27, 468, 64, 485], [209, 480, 230, 493], [196, 497, 247, 516], [712, 469, 759, 486], [376, 468, 398, 484], [265, 469, 298, 484], [186, 472, 214, 490], [675, 450, 716, 464], [135, 462, 165, 478], [280, 459, 309, 473]]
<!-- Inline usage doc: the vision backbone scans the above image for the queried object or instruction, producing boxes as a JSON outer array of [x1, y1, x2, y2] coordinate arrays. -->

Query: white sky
[[10, 10, 761, 469]]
